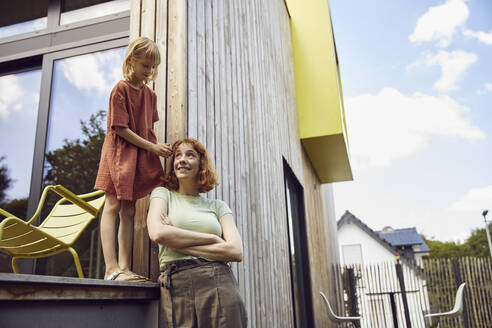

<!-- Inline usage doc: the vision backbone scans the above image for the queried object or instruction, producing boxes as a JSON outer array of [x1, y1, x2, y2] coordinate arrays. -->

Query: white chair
[[425, 282, 466, 328], [320, 291, 361, 326]]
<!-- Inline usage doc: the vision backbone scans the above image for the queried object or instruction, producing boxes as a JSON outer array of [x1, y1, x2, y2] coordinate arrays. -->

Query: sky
[[330, 0, 492, 242]]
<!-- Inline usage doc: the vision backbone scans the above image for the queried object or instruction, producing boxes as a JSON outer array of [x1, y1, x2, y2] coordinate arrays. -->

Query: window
[[283, 160, 314, 328], [342, 244, 363, 265], [0, 0, 48, 39], [0, 69, 42, 273], [60, 0, 130, 25], [34, 46, 126, 278]]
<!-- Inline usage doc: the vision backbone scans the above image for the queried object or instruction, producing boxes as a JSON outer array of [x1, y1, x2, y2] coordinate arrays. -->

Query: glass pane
[[0, 0, 48, 39], [60, 0, 130, 25], [0, 69, 41, 272], [0, 18, 47, 39], [38, 46, 126, 278], [285, 180, 302, 328]]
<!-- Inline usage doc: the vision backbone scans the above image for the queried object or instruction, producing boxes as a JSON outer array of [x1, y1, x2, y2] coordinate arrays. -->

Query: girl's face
[[174, 143, 200, 182], [131, 57, 156, 83]]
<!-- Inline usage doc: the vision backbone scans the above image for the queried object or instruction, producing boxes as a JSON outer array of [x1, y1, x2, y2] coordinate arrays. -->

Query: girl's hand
[[151, 143, 173, 157]]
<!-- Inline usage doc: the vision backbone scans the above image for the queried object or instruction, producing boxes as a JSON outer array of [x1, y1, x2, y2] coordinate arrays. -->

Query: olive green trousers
[[159, 260, 247, 328]]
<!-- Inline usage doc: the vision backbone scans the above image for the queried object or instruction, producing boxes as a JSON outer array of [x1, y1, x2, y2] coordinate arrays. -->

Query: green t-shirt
[[149, 186, 233, 266]]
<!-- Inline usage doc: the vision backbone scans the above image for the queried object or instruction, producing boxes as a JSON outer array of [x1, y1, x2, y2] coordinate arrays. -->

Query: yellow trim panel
[[286, 0, 353, 183]]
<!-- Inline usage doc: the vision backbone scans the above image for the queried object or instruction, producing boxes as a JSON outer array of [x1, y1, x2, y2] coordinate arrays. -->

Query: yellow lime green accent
[[0, 185, 105, 278], [286, 0, 352, 183]]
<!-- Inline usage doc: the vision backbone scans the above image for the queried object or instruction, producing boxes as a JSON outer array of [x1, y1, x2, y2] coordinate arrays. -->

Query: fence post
[[452, 259, 470, 328], [395, 261, 412, 328], [346, 267, 361, 328]]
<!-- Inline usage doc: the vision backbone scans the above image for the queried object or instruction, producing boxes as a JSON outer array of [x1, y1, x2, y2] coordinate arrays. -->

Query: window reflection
[[0, 0, 48, 39], [61, 0, 130, 26], [0, 69, 41, 272], [0, 18, 47, 39], [38, 46, 125, 278]]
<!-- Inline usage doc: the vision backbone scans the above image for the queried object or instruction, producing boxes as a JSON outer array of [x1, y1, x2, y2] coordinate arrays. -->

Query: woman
[[147, 138, 247, 328]]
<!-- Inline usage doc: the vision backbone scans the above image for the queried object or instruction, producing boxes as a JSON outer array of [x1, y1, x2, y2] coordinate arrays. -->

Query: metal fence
[[333, 257, 492, 328]]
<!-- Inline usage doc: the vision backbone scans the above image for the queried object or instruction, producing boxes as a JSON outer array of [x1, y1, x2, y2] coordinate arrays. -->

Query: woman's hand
[[160, 212, 171, 225]]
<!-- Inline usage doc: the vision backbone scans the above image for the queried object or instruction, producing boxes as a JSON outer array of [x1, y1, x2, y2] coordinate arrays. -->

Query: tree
[[465, 226, 491, 257], [422, 225, 492, 258], [43, 110, 106, 195], [0, 156, 13, 205]]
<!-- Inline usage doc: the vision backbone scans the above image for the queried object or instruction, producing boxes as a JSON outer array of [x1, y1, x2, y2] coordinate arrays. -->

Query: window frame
[[283, 159, 314, 328], [0, 0, 129, 274]]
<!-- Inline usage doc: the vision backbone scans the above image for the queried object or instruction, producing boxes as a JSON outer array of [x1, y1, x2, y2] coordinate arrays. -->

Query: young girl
[[94, 37, 172, 281]]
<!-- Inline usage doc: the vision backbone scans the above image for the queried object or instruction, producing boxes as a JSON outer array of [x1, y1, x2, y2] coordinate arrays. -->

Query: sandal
[[105, 269, 149, 282], [123, 270, 151, 282]]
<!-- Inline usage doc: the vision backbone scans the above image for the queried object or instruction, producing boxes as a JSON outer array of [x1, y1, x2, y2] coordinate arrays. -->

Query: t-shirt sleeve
[[150, 186, 170, 204], [152, 93, 159, 123], [215, 200, 233, 219], [110, 90, 129, 130]]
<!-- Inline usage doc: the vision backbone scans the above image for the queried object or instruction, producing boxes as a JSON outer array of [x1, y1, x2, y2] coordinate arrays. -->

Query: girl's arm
[[171, 214, 243, 262], [147, 197, 223, 248], [115, 127, 171, 157]]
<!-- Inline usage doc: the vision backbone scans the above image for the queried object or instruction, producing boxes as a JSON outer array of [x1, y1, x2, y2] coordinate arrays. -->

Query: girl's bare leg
[[100, 194, 121, 279], [118, 200, 136, 271]]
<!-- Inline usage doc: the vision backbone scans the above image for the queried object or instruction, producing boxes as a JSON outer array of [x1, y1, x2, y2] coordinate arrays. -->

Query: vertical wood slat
[[187, 0, 197, 140], [167, 0, 187, 144], [131, 0, 155, 278]]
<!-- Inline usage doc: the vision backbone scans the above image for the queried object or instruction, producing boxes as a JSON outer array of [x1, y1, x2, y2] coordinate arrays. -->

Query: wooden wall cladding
[[129, 0, 341, 326]]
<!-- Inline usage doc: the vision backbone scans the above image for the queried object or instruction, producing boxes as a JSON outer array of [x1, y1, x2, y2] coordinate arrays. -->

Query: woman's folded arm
[[172, 214, 243, 262], [147, 197, 222, 248]]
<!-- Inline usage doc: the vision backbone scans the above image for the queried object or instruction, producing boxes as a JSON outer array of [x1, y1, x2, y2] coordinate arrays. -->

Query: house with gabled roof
[[337, 210, 429, 266], [378, 226, 430, 266], [337, 210, 431, 327]]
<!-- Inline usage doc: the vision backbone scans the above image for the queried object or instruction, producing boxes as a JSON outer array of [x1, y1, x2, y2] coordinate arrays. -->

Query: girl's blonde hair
[[122, 37, 161, 84]]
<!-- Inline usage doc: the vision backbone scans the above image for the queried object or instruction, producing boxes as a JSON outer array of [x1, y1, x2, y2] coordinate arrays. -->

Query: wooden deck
[[0, 273, 159, 328]]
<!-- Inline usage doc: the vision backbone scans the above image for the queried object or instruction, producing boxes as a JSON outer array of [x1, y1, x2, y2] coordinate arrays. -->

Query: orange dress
[[94, 80, 163, 201]]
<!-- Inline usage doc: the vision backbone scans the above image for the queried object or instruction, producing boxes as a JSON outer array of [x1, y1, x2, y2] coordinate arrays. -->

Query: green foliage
[[422, 225, 492, 258], [43, 110, 106, 195], [2, 198, 28, 219], [0, 110, 106, 220], [0, 156, 13, 205]]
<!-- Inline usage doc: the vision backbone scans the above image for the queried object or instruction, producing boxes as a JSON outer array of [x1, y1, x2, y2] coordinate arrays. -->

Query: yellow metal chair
[[0, 185, 105, 278]]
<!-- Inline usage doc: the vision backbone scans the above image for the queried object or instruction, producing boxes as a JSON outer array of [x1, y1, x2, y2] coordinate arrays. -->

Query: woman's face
[[174, 143, 200, 181]]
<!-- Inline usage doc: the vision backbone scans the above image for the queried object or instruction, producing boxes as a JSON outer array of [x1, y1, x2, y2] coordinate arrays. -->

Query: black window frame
[[283, 159, 314, 328]]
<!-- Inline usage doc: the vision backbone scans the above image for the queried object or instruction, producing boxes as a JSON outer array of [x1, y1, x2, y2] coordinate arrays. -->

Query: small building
[[338, 210, 430, 266], [378, 226, 430, 266], [337, 211, 430, 327]]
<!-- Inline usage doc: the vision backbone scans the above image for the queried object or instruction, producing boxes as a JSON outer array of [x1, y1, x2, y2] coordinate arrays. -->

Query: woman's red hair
[[161, 138, 219, 193]]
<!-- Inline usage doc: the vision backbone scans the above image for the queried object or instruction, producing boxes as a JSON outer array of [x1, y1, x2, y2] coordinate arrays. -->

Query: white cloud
[[463, 29, 492, 45], [424, 50, 477, 92], [450, 185, 492, 211], [477, 83, 492, 95], [345, 87, 485, 170], [409, 0, 469, 47], [0, 75, 23, 118], [60, 49, 123, 95]]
